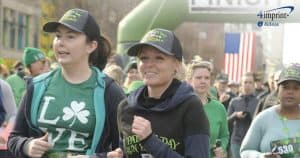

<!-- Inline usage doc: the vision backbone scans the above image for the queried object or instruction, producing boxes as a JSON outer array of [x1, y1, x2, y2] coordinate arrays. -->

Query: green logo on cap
[[61, 10, 82, 22], [284, 69, 300, 79], [143, 30, 167, 42]]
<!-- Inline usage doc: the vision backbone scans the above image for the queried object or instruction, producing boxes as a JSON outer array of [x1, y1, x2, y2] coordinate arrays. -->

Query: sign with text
[[189, 0, 281, 14]]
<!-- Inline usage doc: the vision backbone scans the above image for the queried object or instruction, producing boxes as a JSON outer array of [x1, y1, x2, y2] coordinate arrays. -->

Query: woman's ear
[[87, 40, 98, 54], [174, 59, 186, 80]]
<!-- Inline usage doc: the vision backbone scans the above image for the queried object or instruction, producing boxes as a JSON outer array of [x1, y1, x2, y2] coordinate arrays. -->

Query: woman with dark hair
[[8, 8, 124, 158], [240, 63, 300, 158], [117, 28, 210, 158]]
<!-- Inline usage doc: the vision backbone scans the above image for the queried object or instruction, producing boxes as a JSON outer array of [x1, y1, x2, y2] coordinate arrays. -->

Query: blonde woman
[[117, 28, 210, 158], [103, 64, 124, 86], [186, 60, 229, 158]]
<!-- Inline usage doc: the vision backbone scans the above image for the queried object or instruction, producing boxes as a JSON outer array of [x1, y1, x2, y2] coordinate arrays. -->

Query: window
[[2, 8, 17, 49], [2, 8, 10, 48], [17, 13, 29, 50], [2, 7, 32, 51], [9, 9, 16, 49]]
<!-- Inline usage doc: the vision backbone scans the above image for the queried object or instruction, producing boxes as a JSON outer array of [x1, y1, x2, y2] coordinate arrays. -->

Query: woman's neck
[[198, 94, 208, 105], [62, 64, 92, 84], [147, 79, 173, 99], [278, 104, 300, 119]]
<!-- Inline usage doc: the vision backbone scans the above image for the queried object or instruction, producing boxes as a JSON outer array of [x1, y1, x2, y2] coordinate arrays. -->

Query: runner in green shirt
[[186, 60, 229, 158], [8, 8, 125, 158]]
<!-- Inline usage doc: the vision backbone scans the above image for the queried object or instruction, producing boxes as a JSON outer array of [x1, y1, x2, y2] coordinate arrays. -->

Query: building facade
[[0, 0, 41, 60]]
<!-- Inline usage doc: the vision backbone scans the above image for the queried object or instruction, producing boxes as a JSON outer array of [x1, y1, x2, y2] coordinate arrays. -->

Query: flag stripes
[[224, 32, 256, 82]]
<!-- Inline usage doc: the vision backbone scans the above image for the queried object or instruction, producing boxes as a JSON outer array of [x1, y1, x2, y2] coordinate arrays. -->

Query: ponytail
[[88, 35, 112, 71]]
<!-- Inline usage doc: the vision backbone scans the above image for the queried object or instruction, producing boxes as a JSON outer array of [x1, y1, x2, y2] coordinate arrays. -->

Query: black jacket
[[227, 94, 259, 144], [118, 79, 210, 158]]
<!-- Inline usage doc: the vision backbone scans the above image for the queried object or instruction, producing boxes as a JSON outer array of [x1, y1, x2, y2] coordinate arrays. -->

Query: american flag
[[224, 32, 256, 82]]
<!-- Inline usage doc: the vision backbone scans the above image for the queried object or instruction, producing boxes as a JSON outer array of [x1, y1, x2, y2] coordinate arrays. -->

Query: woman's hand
[[24, 133, 52, 158], [219, 93, 230, 103], [68, 155, 89, 158], [235, 111, 246, 119], [260, 152, 281, 158], [213, 147, 223, 158], [107, 148, 123, 158], [131, 116, 152, 140]]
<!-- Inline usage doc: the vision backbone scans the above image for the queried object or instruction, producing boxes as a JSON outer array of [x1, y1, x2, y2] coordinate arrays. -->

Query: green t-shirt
[[204, 99, 229, 158], [37, 69, 97, 154]]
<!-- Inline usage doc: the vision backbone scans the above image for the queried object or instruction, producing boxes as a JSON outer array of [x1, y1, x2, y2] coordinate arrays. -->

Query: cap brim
[[278, 78, 300, 85], [43, 22, 83, 33], [216, 79, 228, 83], [127, 42, 173, 57]]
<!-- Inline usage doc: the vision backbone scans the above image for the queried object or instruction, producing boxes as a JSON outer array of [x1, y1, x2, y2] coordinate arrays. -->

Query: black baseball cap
[[277, 63, 300, 85], [127, 28, 183, 61], [216, 73, 229, 83], [43, 8, 101, 40], [124, 60, 137, 74]]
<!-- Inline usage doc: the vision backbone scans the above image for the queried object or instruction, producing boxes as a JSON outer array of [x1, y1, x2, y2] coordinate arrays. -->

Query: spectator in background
[[22, 47, 49, 77], [186, 60, 229, 158], [106, 54, 125, 69], [240, 63, 300, 158], [228, 81, 240, 97], [0, 79, 17, 130], [254, 70, 281, 116], [123, 60, 142, 93], [103, 64, 124, 86], [44, 57, 52, 71], [227, 72, 259, 158], [226, 80, 240, 157], [253, 72, 266, 97], [0, 64, 9, 79], [125, 80, 144, 95], [258, 81, 270, 100], [6, 61, 26, 106], [261, 70, 281, 110], [117, 28, 210, 158], [215, 73, 229, 95], [214, 73, 234, 110], [0, 79, 17, 158]]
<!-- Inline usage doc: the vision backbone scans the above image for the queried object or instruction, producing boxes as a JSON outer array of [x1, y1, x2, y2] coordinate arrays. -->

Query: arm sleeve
[[8, 85, 35, 158], [142, 96, 210, 158], [0, 80, 17, 120], [240, 112, 264, 158], [105, 79, 125, 150], [227, 99, 237, 122]]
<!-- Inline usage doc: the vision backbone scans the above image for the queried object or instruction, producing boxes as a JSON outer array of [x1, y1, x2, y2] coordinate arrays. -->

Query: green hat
[[22, 47, 46, 67], [277, 63, 300, 85]]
